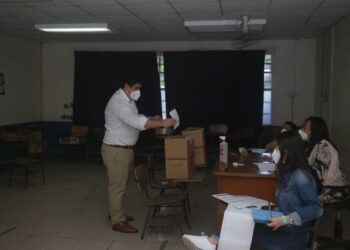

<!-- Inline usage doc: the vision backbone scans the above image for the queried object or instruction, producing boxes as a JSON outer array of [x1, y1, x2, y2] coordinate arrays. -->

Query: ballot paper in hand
[[218, 205, 255, 250], [169, 109, 180, 129]]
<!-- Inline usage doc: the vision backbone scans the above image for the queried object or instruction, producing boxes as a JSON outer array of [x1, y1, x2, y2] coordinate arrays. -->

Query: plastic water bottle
[[219, 136, 228, 166]]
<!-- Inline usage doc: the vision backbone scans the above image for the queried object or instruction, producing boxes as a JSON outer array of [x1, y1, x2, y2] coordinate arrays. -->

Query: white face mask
[[280, 128, 288, 133], [298, 129, 308, 141], [272, 148, 281, 164], [130, 89, 141, 101]]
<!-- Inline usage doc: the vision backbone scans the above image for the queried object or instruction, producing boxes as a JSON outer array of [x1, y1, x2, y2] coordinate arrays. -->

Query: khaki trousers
[[101, 144, 134, 225]]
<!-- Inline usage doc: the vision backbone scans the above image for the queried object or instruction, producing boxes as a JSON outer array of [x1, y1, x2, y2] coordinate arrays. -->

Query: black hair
[[121, 73, 142, 88], [276, 131, 310, 184], [283, 121, 297, 131], [304, 116, 332, 154]]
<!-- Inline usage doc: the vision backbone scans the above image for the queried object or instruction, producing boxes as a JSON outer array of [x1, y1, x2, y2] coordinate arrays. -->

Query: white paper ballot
[[169, 108, 180, 129], [212, 193, 270, 209], [248, 148, 266, 154], [254, 162, 276, 171], [218, 205, 255, 250]]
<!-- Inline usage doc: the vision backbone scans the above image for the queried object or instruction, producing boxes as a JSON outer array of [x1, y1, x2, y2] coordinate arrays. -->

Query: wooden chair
[[8, 139, 47, 189], [147, 152, 183, 192], [134, 164, 191, 240], [147, 153, 192, 212], [59, 125, 88, 160]]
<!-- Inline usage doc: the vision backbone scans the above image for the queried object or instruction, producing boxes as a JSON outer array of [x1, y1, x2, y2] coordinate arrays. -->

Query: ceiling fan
[[232, 15, 266, 49]]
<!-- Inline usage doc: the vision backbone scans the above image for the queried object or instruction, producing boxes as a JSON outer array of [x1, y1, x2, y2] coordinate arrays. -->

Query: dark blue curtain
[[73, 51, 161, 128], [163, 50, 265, 130]]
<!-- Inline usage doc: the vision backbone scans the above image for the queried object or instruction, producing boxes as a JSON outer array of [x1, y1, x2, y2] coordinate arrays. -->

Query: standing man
[[102, 74, 175, 233]]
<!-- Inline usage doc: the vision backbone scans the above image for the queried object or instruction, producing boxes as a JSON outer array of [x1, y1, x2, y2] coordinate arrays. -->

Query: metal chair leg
[[181, 200, 191, 230], [175, 207, 184, 235], [152, 206, 159, 217], [182, 183, 191, 213], [141, 207, 152, 240], [335, 208, 342, 239]]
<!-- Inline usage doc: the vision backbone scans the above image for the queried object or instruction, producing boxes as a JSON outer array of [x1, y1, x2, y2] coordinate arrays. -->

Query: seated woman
[[265, 121, 297, 152], [299, 116, 349, 203], [182, 132, 323, 250]]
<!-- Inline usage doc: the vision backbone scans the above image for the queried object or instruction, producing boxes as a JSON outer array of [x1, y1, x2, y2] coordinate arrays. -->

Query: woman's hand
[[267, 216, 291, 230], [262, 155, 272, 162]]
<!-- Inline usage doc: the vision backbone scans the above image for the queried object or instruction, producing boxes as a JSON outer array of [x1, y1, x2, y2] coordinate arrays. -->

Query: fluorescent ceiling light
[[184, 19, 266, 32], [35, 23, 112, 33]]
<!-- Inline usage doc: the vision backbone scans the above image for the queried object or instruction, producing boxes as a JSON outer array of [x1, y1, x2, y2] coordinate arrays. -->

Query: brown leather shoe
[[108, 214, 134, 222], [113, 222, 138, 233]]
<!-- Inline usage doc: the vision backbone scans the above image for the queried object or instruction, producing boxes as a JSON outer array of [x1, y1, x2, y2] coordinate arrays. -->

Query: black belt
[[104, 143, 133, 149]]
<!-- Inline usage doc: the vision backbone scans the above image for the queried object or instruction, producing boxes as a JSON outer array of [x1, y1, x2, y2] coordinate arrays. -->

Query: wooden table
[[213, 152, 277, 229]]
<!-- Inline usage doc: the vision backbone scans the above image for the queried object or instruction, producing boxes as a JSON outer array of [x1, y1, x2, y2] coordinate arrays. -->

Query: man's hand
[[163, 118, 175, 128], [144, 118, 175, 129]]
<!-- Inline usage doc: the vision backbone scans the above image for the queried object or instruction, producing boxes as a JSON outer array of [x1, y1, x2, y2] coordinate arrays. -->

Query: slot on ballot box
[[165, 135, 195, 179]]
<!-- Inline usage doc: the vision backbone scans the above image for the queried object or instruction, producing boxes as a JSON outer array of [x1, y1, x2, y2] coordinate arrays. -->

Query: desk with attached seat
[[213, 152, 277, 229]]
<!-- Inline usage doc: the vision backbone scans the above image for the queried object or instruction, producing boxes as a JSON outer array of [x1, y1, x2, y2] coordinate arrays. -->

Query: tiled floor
[[0, 158, 349, 250], [0, 159, 216, 250]]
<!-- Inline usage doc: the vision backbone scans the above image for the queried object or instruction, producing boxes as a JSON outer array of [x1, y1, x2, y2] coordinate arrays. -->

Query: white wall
[[0, 33, 42, 126], [330, 16, 350, 177], [42, 39, 317, 126]]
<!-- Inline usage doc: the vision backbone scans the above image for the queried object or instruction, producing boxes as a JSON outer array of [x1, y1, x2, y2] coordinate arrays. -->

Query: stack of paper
[[212, 193, 270, 209], [248, 148, 266, 154], [254, 162, 276, 171]]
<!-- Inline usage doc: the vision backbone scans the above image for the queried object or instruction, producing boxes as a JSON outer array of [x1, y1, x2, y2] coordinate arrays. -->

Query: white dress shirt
[[103, 88, 148, 146]]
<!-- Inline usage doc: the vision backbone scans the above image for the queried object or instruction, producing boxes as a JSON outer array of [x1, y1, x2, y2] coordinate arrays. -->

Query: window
[[263, 54, 272, 125], [157, 52, 167, 119], [157, 52, 272, 124]]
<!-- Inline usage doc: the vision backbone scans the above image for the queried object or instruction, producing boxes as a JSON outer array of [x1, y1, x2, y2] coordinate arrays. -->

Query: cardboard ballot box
[[165, 135, 195, 179], [182, 127, 206, 166]]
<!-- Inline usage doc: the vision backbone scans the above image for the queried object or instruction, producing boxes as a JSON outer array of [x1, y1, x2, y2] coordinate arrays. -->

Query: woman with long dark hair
[[265, 121, 298, 152], [299, 116, 349, 203], [182, 132, 323, 250]]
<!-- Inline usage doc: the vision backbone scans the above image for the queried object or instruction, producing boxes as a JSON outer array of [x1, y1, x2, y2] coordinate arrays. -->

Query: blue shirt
[[276, 168, 323, 231]]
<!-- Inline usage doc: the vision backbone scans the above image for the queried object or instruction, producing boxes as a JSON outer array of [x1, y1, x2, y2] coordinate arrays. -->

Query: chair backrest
[[209, 124, 228, 134], [235, 127, 255, 138], [28, 140, 47, 155]]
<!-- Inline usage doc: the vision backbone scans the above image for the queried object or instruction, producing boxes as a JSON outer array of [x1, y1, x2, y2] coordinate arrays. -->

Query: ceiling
[[0, 0, 349, 42]]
